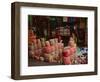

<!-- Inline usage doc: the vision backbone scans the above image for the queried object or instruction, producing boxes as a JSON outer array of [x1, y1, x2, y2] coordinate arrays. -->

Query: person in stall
[[62, 36, 77, 65]]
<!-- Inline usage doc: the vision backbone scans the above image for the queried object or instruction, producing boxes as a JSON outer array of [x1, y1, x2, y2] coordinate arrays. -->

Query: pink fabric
[[44, 46, 51, 53], [62, 47, 76, 64], [63, 49, 71, 57], [63, 57, 71, 64], [70, 47, 76, 53]]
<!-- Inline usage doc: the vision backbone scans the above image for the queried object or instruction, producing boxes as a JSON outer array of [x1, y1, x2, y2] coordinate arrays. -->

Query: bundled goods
[[44, 41, 52, 53], [50, 39, 58, 63], [28, 29, 36, 45], [54, 38, 63, 63], [41, 38, 46, 47], [33, 39, 37, 49], [34, 39, 44, 61], [37, 39, 42, 49], [28, 43, 35, 58], [29, 37, 63, 64], [63, 47, 76, 65], [50, 39, 56, 52], [54, 38, 59, 50], [34, 49, 39, 60], [54, 38, 59, 57], [28, 29, 35, 58], [58, 40, 64, 56], [43, 41, 53, 62]]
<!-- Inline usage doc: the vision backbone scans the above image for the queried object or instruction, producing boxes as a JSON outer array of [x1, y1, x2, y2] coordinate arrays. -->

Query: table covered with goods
[[28, 30, 88, 66]]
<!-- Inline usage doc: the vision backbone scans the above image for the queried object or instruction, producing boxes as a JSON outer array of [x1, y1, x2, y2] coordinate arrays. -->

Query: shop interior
[[28, 15, 88, 66]]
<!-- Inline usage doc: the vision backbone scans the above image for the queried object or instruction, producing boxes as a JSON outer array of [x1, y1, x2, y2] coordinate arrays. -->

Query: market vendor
[[63, 36, 77, 65]]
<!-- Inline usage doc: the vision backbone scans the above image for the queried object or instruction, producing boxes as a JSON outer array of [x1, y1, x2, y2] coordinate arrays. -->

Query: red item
[[43, 41, 51, 54], [44, 46, 51, 53], [63, 49, 71, 57], [63, 47, 76, 57], [70, 47, 76, 53], [62, 48, 72, 65], [62, 46, 76, 65], [63, 56, 71, 65]]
